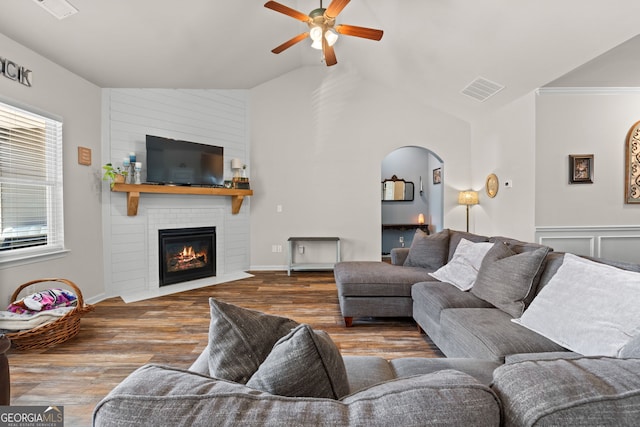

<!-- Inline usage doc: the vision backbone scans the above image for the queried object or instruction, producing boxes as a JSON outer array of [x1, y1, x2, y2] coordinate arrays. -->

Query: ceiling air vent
[[32, 0, 78, 20], [461, 77, 504, 102]]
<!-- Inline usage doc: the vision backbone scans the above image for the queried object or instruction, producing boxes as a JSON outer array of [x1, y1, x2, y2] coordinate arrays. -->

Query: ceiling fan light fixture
[[311, 39, 323, 50], [309, 25, 323, 42], [325, 29, 339, 46]]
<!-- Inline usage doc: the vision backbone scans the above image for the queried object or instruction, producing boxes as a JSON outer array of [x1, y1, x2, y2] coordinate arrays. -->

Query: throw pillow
[[207, 298, 299, 383], [246, 324, 350, 399], [447, 230, 489, 261], [471, 242, 549, 318], [403, 228, 450, 271], [429, 238, 494, 291], [513, 253, 640, 357]]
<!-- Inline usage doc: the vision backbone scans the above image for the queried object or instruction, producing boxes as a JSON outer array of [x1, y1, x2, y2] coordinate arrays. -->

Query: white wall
[[536, 89, 640, 226], [470, 92, 537, 241], [249, 65, 471, 268], [0, 33, 103, 305]]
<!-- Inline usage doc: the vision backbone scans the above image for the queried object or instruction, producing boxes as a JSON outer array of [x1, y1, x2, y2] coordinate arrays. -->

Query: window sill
[[0, 248, 70, 269]]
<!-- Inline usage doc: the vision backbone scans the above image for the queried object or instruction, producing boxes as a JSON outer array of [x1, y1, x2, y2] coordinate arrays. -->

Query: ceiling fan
[[264, 0, 383, 66]]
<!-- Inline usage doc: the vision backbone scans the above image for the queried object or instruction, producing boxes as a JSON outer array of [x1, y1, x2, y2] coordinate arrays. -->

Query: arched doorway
[[381, 146, 443, 257]]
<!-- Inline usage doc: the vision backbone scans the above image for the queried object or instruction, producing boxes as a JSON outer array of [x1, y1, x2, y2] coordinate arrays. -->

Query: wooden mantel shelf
[[111, 183, 254, 216]]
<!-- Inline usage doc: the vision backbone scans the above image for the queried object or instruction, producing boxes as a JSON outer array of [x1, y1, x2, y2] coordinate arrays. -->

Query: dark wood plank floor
[[6, 271, 442, 426]]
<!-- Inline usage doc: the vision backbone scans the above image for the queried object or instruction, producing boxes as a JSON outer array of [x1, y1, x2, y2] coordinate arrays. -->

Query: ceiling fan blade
[[325, 0, 350, 18], [271, 32, 309, 54], [264, 1, 310, 22], [323, 38, 337, 66], [335, 24, 383, 41]]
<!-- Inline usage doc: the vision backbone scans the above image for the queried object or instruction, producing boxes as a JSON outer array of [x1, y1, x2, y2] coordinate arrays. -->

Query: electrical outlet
[[298, 245, 304, 254], [399, 236, 404, 243], [276, 205, 283, 213]]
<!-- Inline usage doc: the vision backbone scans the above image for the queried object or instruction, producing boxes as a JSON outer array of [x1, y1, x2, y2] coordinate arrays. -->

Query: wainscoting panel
[[536, 226, 640, 264]]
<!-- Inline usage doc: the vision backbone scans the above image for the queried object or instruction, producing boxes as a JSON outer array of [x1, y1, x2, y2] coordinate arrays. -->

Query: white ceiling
[[2, 0, 640, 121]]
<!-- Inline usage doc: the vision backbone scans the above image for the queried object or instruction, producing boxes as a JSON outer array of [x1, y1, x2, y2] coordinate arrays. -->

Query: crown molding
[[537, 87, 640, 95]]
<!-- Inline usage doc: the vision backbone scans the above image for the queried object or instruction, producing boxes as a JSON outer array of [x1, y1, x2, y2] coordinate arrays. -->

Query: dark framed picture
[[569, 154, 594, 184], [432, 168, 442, 185]]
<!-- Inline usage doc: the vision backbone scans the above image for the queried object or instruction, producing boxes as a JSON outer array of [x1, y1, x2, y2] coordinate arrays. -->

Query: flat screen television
[[145, 135, 224, 186]]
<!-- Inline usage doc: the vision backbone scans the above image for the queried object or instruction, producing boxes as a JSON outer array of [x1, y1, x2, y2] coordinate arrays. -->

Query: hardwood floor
[[6, 271, 443, 426]]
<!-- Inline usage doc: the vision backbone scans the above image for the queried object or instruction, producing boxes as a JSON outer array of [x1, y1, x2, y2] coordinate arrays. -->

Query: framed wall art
[[432, 168, 441, 185], [569, 154, 593, 184], [625, 120, 640, 203], [485, 173, 499, 198]]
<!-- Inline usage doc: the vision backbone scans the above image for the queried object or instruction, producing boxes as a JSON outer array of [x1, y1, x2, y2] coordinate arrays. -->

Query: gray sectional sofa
[[94, 232, 640, 426], [335, 228, 640, 361], [94, 298, 640, 426]]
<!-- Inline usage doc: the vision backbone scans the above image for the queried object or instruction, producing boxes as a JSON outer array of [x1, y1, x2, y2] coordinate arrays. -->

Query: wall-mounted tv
[[146, 135, 224, 186]]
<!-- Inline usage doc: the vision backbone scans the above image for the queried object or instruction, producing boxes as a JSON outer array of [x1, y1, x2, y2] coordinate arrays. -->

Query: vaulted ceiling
[[2, 0, 640, 121]]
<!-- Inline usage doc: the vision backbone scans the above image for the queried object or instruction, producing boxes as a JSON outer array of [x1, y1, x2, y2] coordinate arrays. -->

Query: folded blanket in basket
[[0, 306, 76, 332], [7, 288, 77, 314]]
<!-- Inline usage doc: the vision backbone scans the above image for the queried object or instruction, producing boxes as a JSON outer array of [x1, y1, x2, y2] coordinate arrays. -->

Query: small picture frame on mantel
[[569, 154, 594, 184]]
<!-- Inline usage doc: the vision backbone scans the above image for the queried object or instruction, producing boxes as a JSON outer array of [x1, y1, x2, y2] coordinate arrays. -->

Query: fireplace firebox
[[158, 227, 216, 286]]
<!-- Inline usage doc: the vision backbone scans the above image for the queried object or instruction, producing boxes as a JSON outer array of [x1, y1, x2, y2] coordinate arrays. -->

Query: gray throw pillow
[[403, 228, 450, 271], [246, 324, 350, 399], [207, 298, 299, 383], [471, 242, 550, 318]]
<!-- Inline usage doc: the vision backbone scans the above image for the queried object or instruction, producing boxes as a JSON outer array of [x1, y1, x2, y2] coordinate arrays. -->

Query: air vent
[[461, 77, 504, 102], [32, 0, 78, 20]]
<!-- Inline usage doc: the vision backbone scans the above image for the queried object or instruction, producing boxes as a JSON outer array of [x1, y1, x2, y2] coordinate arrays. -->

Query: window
[[0, 101, 64, 263]]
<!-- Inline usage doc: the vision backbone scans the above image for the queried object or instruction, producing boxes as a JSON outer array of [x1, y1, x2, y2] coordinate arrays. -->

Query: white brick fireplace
[[101, 88, 251, 302]]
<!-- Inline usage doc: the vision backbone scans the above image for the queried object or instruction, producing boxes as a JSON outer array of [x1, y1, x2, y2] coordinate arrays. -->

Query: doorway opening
[[381, 146, 443, 257]]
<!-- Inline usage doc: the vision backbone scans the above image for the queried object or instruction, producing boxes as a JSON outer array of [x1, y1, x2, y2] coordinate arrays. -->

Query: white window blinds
[[0, 101, 64, 261]]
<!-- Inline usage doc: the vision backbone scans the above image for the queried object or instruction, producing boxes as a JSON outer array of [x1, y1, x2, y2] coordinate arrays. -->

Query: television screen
[[146, 135, 224, 186]]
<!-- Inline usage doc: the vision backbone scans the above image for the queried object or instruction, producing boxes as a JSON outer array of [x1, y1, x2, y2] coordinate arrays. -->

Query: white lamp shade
[[231, 158, 243, 169], [325, 29, 339, 46], [310, 26, 323, 41]]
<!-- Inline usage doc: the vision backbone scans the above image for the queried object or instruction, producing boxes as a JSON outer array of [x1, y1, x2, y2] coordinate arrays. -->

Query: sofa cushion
[[93, 364, 501, 427], [403, 228, 450, 270], [207, 298, 299, 383], [513, 253, 640, 357], [342, 356, 396, 393], [491, 357, 640, 427], [471, 242, 550, 318], [411, 281, 493, 323], [429, 238, 494, 291], [448, 230, 489, 261], [335, 262, 435, 297], [246, 324, 349, 399], [390, 357, 501, 386], [439, 308, 566, 361]]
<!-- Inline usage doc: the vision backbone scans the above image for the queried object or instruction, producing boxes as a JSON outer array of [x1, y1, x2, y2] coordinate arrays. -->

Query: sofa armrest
[[390, 248, 410, 265], [492, 357, 640, 426], [0, 335, 10, 406]]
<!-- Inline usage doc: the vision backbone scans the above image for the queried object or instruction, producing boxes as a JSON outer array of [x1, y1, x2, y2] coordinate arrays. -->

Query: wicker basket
[[5, 278, 94, 351]]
